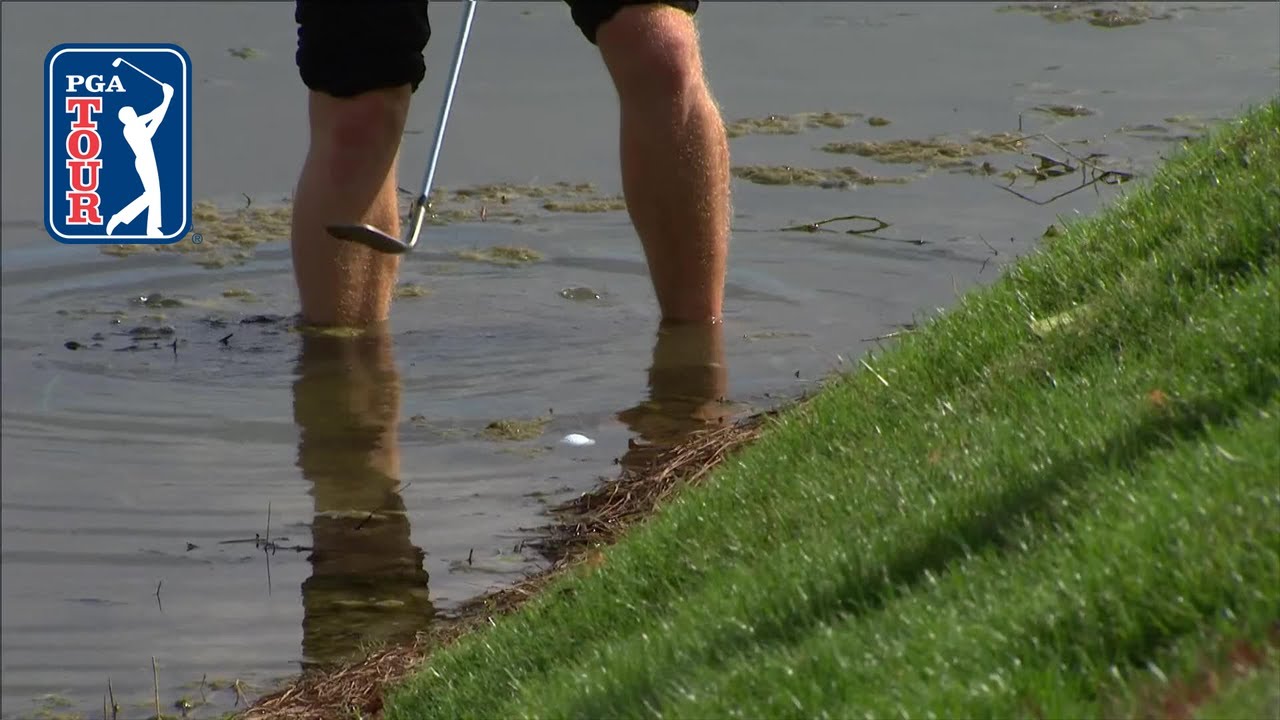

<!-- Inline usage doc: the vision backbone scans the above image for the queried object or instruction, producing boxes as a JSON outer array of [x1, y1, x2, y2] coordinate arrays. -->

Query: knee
[[597, 6, 704, 105], [309, 88, 410, 157]]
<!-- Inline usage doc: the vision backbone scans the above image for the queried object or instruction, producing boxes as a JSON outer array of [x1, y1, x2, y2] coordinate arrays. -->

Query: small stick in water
[[152, 657, 161, 720]]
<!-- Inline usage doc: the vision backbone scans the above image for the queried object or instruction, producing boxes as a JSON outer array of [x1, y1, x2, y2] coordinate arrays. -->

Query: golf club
[[112, 57, 164, 88], [327, 0, 478, 255]]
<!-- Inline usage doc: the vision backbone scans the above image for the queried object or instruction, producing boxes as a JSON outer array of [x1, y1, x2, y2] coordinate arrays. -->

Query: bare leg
[[290, 88, 410, 328], [596, 5, 731, 324]]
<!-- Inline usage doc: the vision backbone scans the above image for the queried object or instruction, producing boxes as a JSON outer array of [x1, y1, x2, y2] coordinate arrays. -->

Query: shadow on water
[[291, 329, 434, 669]]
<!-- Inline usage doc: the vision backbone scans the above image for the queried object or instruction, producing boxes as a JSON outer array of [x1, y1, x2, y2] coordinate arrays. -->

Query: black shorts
[[296, 0, 699, 99]]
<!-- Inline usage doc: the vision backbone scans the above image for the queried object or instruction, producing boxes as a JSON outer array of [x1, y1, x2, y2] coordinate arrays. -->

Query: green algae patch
[[559, 287, 602, 302], [996, 1, 1172, 27], [542, 197, 627, 213], [221, 288, 257, 303], [295, 324, 367, 340], [394, 283, 431, 299], [456, 246, 543, 266], [1031, 103, 1096, 118], [445, 182, 611, 210], [1118, 115, 1222, 144], [742, 330, 813, 342], [481, 416, 550, 442], [97, 181, 629, 271], [820, 132, 1027, 169], [867, 116, 892, 127], [99, 198, 291, 269], [131, 293, 185, 309], [425, 181, 632, 223], [724, 111, 860, 139], [1164, 114, 1226, 134], [731, 164, 913, 189]]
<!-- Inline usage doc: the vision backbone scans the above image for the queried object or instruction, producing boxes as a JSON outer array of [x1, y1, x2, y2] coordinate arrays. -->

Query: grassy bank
[[382, 99, 1280, 719]]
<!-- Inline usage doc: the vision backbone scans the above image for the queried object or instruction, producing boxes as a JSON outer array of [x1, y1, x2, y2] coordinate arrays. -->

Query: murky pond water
[[3, 1, 1277, 717]]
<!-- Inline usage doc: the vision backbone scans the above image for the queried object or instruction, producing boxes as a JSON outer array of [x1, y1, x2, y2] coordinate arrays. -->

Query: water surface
[[3, 2, 1277, 717]]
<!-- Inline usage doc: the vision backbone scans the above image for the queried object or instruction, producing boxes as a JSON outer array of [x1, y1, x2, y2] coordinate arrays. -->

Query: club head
[[328, 197, 428, 255], [111, 58, 123, 68], [327, 224, 412, 254]]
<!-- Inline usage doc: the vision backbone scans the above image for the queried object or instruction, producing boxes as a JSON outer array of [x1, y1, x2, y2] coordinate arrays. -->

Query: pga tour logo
[[44, 43, 191, 244]]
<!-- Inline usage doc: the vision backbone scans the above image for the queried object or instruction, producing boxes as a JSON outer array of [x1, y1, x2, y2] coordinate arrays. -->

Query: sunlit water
[[2, 2, 1277, 717]]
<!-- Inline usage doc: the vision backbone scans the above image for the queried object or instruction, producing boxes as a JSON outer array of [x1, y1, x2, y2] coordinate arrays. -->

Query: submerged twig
[[980, 234, 999, 275], [997, 169, 1134, 205], [995, 130, 1135, 204], [152, 657, 161, 720], [779, 213, 892, 235], [861, 329, 915, 343]]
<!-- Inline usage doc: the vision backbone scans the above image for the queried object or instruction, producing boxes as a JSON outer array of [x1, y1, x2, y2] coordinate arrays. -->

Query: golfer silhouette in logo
[[105, 79, 174, 237]]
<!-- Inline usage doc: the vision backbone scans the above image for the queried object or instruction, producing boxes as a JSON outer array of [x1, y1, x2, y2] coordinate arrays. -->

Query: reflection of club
[[111, 57, 163, 88]]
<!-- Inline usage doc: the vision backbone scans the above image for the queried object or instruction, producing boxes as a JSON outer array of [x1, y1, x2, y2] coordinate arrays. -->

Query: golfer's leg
[[583, 2, 730, 324], [292, 1, 430, 328], [292, 90, 408, 327]]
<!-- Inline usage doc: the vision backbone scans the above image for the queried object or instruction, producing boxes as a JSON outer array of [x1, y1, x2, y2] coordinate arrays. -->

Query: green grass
[[385, 99, 1280, 719]]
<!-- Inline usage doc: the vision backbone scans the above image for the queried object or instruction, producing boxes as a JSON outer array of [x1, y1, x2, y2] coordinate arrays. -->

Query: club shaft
[[118, 58, 163, 87], [416, 0, 477, 207]]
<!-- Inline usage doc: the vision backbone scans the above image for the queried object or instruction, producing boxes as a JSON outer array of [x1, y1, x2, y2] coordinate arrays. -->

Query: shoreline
[[240, 403, 794, 719], [246, 98, 1279, 720]]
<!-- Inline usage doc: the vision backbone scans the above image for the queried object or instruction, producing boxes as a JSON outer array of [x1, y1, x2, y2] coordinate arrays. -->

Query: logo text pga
[[45, 43, 191, 244]]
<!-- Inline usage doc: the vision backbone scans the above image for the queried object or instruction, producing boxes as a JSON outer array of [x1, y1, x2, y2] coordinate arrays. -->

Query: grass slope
[[386, 100, 1280, 719]]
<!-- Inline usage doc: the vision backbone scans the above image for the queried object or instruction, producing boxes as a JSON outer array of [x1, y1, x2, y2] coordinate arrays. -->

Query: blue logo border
[[44, 42, 192, 246]]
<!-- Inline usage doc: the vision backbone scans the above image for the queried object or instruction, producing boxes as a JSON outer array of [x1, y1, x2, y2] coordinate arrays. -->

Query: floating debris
[[395, 283, 431, 299], [996, 1, 1172, 27], [457, 246, 543, 266], [820, 132, 1026, 169], [482, 417, 550, 441], [561, 433, 596, 447], [1031, 104, 1096, 118], [559, 287, 602, 302], [724, 111, 860, 138], [731, 164, 911, 189]]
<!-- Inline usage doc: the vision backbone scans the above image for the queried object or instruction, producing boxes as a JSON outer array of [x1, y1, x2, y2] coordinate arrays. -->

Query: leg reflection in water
[[291, 328, 432, 669], [616, 321, 734, 472]]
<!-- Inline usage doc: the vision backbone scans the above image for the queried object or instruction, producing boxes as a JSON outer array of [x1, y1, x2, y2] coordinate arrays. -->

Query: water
[[3, 2, 1277, 717]]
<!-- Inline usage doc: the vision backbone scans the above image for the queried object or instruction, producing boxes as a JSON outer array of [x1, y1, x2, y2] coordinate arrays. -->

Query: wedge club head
[[328, 200, 428, 255], [325, 0, 477, 256]]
